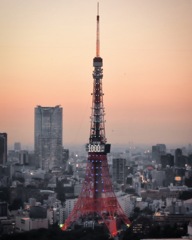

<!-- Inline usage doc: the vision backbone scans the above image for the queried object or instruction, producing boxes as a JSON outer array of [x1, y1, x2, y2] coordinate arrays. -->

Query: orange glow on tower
[[61, 3, 131, 237]]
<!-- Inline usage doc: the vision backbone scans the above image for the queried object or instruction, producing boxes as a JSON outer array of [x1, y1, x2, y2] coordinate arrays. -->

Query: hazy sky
[[0, 0, 192, 149]]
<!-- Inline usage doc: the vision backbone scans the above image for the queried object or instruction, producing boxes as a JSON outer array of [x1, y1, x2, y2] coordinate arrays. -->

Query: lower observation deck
[[86, 143, 111, 154]]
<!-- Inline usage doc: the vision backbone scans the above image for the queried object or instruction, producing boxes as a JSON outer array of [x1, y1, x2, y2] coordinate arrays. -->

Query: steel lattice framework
[[62, 4, 131, 237]]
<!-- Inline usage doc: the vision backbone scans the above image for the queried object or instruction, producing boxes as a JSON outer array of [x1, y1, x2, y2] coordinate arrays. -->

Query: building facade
[[0, 133, 7, 165], [14, 142, 21, 151], [112, 158, 126, 184], [15, 216, 48, 232], [160, 154, 174, 169], [116, 193, 134, 217], [152, 144, 166, 164], [34, 105, 63, 171], [64, 198, 77, 220]]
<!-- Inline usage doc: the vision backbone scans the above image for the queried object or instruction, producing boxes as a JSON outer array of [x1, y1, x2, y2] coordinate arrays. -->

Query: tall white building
[[65, 198, 77, 220], [34, 105, 63, 171], [116, 193, 134, 217], [58, 207, 65, 225]]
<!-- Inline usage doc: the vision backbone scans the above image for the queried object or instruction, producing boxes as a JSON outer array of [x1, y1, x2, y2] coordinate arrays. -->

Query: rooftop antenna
[[96, 2, 100, 57]]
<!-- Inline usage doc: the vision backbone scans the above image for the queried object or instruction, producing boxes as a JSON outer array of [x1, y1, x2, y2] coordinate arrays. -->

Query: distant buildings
[[14, 142, 21, 152], [151, 170, 166, 187], [112, 158, 127, 184], [152, 144, 166, 164], [160, 154, 174, 169], [174, 148, 189, 168], [19, 151, 29, 165], [0, 133, 7, 165], [175, 148, 183, 166], [34, 105, 63, 171]]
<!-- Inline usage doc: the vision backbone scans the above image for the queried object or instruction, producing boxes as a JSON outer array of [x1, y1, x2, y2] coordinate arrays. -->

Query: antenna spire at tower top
[[96, 2, 100, 57]]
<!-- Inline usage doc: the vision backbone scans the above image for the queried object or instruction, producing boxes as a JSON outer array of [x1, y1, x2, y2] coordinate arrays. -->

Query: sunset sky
[[0, 0, 192, 149]]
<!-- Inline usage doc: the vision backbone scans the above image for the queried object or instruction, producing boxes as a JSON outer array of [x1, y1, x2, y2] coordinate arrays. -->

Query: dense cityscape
[[0, 1, 191, 240], [0, 123, 192, 239]]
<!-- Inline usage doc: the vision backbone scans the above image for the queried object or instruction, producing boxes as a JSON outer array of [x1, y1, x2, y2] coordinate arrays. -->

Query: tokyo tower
[[62, 3, 131, 237]]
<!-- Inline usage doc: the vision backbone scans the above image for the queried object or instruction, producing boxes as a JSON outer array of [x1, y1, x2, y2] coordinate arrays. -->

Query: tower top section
[[96, 2, 100, 57], [87, 3, 110, 154], [93, 2, 103, 67]]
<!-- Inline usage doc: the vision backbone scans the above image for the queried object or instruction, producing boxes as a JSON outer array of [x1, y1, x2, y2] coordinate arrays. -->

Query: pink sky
[[0, 0, 192, 149]]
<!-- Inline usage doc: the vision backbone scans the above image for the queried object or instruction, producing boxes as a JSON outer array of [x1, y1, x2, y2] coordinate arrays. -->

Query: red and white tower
[[62, 4, 131, 237]]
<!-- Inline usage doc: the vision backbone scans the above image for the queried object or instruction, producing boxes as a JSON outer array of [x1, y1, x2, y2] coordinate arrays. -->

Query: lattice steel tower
[[62, 4, 131, 237]]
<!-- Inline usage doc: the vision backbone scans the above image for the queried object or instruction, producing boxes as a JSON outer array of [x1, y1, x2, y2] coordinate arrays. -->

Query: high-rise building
[[112, 158, 127, 184], [175, 148, 182, 166], [160, 154, 174, 169], [34, 105, 63, 171], [0, 133, 7, 165], [151, 170, 166, 187], [152, 144, 166, 164], [14, 142, 21, 151], [64, 198, 77, 220], [19, 151, 29, 165]]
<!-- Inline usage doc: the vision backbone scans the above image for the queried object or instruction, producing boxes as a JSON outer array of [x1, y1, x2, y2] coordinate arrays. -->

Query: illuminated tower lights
[[62, 4, 131, 237]]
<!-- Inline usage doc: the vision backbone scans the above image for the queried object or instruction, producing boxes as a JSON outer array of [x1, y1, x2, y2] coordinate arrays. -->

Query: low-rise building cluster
[[0, 139, 192, 238]]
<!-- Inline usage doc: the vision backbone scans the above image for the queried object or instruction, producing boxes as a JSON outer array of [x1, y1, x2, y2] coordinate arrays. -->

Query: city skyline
[[0, 0, 192, 149]]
